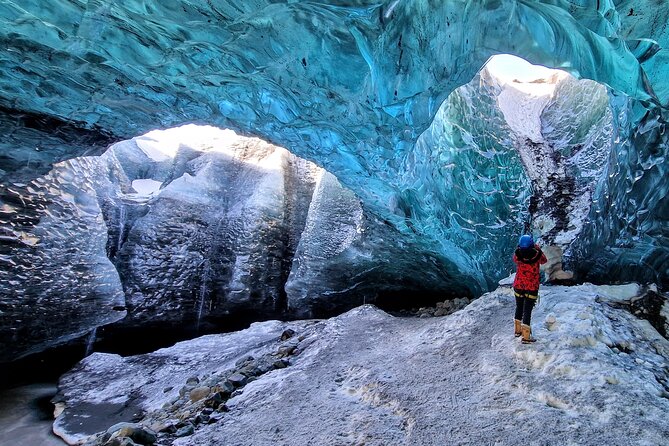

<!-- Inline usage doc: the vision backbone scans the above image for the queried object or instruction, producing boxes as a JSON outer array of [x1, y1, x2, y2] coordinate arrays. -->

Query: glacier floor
[[54, 284, 669, 446]]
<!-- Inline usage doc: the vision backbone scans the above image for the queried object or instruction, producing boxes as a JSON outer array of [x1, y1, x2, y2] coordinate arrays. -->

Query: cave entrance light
[[485, 54, 569, 97], [408, 53, 612, 287]]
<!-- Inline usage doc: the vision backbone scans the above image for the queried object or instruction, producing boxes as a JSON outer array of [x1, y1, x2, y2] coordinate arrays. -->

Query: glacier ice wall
[[1, 129, 322, 360], [1, 128, 464, 360], [0, 157, 126, 360], [570, 100, 669, 285], [403, 69, 532, 289], [387, 67, 615, 287], [286, 171, 468, 317], [111, 133, 321, 332], [0, 108, 117, 184]]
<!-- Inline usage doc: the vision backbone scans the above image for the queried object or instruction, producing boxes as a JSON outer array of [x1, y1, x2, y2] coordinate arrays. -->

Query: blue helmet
[[519, 234, 534, 248]]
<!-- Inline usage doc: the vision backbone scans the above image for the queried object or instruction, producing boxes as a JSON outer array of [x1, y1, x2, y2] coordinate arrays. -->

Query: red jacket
[[512, 245, 547, 292]]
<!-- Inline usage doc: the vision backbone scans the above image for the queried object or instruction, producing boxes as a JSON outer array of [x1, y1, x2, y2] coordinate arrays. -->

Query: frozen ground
[[54, 284, 669, 445]]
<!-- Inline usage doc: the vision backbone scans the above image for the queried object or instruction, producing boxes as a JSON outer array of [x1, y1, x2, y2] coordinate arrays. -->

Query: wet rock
[[228, 373, 248, 387], [117, 426, 157, 445], [629, 290, 668, 338], [107, 423, 139, 436], [193, 414, 210, 425], [254, 358, 276, 374], [179, 385, 194, 397], [203, 392, 225, 409], [154, 422, 177, 434], [235, 356, 254, 368], [175, 425, 194, 438], [273, 359, 288, 369], [105, 438, 140, 446], [207, 412, 224, 424], [281, 329, 296, 341], [188, 386, 211, 403], [277, 345, 297, 358], [218, 380, 235, 394], [185, 377, 200, 386]]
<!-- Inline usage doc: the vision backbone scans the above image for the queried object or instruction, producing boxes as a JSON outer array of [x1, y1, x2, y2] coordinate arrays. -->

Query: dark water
[[0, 383, 66, 446]]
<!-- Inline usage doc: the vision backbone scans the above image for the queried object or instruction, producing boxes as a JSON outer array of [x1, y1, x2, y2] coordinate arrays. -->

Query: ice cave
[[1, 1, 668, 445]]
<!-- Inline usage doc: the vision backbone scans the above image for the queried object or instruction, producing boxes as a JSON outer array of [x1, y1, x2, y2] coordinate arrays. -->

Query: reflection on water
[[0, 383, 66, 446]]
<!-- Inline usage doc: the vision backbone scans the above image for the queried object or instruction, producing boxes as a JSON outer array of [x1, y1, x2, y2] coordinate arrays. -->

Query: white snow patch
[[593, 283, 642, 303], [497, 85, 553, 144], [498, 273, 515, 286], [489, 55, 569, 144], [133, 125, 285, 171], [130, 179, 162, 196], [135, 137, 173, 162]]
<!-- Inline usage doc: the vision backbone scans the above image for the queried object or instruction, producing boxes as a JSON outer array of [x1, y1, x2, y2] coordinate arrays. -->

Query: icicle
[[85, 327, 97, 356], [116, 205, 127, 254], [196, 260, 210, 332]]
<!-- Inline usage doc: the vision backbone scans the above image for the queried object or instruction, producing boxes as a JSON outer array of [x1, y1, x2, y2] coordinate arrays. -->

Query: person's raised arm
[[536, 244, 548, 264]]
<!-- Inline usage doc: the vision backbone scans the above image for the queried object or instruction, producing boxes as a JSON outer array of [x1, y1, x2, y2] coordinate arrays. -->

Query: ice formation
[[1, 127, 463, 360], [2, 1, 669, 359], [1, 0, 668, 291], [0, 157, 127, 360]]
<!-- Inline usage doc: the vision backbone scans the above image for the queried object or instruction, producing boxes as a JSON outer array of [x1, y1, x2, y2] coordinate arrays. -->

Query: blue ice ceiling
[[1, 0, 669, 290]]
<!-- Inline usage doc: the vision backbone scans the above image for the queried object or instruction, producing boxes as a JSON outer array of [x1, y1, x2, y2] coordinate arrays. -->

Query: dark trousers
[[514, 293, 536, 326]]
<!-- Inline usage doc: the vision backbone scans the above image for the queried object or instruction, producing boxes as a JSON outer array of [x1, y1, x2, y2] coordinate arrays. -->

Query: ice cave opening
[[1, 53, 624, 375], [1, 2, 669, 444], [0, 122, 455, 377]]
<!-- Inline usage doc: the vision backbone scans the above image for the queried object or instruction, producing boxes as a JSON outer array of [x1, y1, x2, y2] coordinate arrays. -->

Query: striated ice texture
[[570, 98, 669, 285], [0, 157, 126, 360], [1, 127, 462, 359], [111, 130, 321, 332], [1, 0, 669, 331], [286, 171, 467, 317]]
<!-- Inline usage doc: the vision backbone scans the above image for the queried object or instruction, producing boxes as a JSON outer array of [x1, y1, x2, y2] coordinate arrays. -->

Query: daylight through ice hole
[[0, 54, 622, 365]]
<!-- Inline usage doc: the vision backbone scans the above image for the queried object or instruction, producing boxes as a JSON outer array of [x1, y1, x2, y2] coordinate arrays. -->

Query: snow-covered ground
[[54, 284, 669, 446]]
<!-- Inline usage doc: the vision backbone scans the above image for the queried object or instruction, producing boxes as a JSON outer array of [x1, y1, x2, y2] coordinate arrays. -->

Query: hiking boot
[[521, 324, 536, 344], [514, 319, 522, 337]]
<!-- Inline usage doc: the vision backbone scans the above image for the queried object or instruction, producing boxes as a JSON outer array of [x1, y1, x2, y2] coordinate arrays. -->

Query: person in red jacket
[[513, 234, 547, 344]]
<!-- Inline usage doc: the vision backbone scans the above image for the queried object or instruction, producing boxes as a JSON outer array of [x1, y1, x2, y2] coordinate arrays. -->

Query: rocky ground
[[52, 283, 669, 446], [391, 296, 474, 318]]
